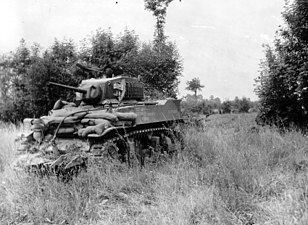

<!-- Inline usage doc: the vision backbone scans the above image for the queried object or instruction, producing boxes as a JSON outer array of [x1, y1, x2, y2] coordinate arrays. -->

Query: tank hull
[[15, 98, 184, 179]]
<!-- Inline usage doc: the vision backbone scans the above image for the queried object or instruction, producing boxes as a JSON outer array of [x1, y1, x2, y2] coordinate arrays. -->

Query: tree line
[[256, 0, 308, 130], [183, 77, 258, 116], [0, 30, 182, 122], [181, 95, 258, 116]]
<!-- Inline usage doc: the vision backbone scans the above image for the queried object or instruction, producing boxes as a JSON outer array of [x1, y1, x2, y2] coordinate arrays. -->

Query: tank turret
[[49, 76, 144, 105]]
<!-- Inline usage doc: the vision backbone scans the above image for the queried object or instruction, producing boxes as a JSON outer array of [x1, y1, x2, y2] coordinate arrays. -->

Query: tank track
[[91, 126, 184, 166], [88, 125, 184, 167], [26, 125, 184, 181], [89, 126, 181, 148]]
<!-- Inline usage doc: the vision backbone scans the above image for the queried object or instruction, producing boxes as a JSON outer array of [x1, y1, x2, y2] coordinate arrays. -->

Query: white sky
[[0, 0, 285, 101]]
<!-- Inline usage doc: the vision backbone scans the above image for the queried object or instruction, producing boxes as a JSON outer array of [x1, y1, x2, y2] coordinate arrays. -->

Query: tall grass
[[1, 114, 308, 224]]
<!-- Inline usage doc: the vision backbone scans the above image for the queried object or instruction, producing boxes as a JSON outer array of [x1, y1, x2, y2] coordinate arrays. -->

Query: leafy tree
[[0, 55, 13, 105], [186, 77, 204, 99], [255, 0, 308, 129], [9, 39, 33, 121], [143, 0, 183, 98], [0, 54, 16, 121], [0, 39, 81, 121], [138, 41, 182, 98], [83, 29, 121, 77], [221, 100, 232, 113], [24, 39, 79, 117], [115, 30, 140, 76], [26, 57, 51, 117], [79, 29, 139, 78], [238, 97, 251, 113], [78, 29, 182, 98], [48, 39, 81, 102], [144, 0, 174, 46]]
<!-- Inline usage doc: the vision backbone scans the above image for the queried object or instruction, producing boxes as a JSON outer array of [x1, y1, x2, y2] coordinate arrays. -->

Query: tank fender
[[87, 126, 122, 138]]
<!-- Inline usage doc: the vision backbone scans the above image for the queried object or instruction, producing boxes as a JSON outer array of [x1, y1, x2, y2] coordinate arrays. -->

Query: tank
[[15, 72, 184, 179]]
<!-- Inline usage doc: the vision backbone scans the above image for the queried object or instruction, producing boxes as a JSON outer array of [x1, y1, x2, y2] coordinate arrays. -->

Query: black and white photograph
[[1, 0, 308, 224]]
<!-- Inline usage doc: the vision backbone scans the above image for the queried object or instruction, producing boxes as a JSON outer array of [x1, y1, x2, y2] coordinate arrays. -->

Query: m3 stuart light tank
[[15, 68, 184, 179]]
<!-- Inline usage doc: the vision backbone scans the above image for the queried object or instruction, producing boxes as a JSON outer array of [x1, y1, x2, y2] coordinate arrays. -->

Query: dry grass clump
[[1, 113, 308, 224], [183, 113, 308, 224]]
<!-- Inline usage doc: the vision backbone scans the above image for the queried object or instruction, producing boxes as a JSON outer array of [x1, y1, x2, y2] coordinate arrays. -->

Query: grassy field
[[1, 113, 308, 225]]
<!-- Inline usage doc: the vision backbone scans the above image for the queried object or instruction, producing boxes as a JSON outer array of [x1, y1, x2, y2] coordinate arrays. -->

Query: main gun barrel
[[49, 82, 87, 94]]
